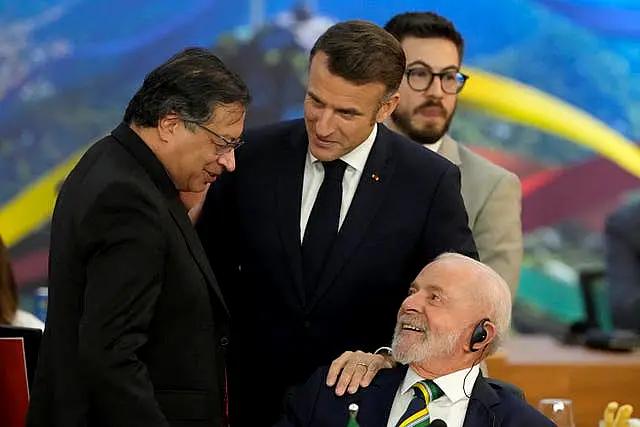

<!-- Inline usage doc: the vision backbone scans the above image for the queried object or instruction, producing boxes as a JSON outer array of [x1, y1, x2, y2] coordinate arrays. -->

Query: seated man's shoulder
[[281, 366, 399, 427], [491, 385, 555, 426], [297, 365, 403, 407]]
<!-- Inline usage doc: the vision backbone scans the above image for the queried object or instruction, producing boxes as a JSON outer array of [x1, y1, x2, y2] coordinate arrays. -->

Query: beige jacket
[[439, 135, 523, 297]]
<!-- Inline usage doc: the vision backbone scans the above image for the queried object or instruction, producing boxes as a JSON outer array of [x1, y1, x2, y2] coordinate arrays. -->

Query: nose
[[315, 110, 336, 138], [218, 149, 236, 172], [400, 292, 421, 314], [425, 75, 444, 98]]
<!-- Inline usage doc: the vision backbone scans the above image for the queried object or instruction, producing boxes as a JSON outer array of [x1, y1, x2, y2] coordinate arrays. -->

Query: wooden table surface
[[487, 335, 640, 427]]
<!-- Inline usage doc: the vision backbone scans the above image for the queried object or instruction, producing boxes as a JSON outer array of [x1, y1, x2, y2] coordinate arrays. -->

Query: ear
[[157, 113, 181, 142], [375, 92, 400, 123], [472, 321, 497, 352]]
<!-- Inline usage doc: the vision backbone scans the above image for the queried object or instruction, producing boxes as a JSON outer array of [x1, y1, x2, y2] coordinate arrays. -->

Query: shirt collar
[[422, 136, 443, 153], [307, 123, 378, 172], [402, 364, 480, 404]]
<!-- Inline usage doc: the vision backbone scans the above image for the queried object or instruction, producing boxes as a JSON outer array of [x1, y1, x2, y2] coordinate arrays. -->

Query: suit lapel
[[462, 375, 501, 427], [437, 135, 462, 166], [357, 365, 407, 426], [166, 196, 230, 316], [111, 123, 229, 316], [275, 126, 308, 304], [306, 125, 395, 311]]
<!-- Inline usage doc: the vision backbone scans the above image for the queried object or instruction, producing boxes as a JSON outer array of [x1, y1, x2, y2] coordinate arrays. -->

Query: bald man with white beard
[[276, 254, 553, 427]]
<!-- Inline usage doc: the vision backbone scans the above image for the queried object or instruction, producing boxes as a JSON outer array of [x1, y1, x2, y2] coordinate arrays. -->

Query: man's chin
[[309, 142, 341, 162], [391, 337, 425, 364], [408, 125, 445, 146], [392, 347, 424, 365]]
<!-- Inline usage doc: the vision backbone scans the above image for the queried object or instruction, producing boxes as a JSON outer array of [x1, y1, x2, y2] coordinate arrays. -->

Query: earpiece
[[469, 318, 490, 352]]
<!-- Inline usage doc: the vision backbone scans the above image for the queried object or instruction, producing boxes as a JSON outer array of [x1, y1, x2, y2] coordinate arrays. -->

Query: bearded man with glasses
[[385, 12, 523, 298]]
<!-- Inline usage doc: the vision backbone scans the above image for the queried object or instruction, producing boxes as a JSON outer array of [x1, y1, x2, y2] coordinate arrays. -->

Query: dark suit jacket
[[605, 201, 640, 331], [196, 119, 477, 426], [27, 124, 230, 427], [276, 366, 555, 427]]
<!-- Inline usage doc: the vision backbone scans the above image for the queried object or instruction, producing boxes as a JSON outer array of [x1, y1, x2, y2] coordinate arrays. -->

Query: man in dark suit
[[276, 254, 554, 427], [27, 48, 250, 427], [605, 200, 640, 332], [196, 21, 477, 426]]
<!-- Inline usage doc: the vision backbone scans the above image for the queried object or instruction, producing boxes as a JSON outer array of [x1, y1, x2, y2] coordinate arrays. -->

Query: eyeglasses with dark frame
[[405, 67, 469, 95], [185, 120, 245, 153]]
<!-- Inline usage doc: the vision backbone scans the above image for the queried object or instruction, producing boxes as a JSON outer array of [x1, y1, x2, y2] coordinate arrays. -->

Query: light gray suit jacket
[[439, 135, 523, 296]]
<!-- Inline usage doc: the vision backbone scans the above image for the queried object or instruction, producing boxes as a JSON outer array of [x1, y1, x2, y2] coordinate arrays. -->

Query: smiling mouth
[[401, 323, 425, 333]]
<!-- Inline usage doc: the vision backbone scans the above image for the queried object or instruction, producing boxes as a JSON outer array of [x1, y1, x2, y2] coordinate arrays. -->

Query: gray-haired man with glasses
[[188, 120, 247, 153], [384, 12, 523, 297], [27, 47, 250, 427]]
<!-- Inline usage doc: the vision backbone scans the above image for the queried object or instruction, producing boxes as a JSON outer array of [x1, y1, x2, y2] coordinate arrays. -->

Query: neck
[[384, 117, 404, 137], [130, 124, 159, 150], [410, 355, 477, 379], [129, 124, 178, 188]]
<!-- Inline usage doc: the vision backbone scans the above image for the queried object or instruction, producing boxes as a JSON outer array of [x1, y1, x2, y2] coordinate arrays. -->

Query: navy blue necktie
[[302, 159, 347, 296], [395, 380, 445, 427]]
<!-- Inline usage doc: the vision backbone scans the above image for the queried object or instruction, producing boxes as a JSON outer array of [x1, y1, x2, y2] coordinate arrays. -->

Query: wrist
[[374, 346, 396, 367]]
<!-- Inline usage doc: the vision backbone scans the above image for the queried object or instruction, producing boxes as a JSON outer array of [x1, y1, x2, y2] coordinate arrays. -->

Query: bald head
[[391, 253, 511, 371], [427, 253, 512, 353]]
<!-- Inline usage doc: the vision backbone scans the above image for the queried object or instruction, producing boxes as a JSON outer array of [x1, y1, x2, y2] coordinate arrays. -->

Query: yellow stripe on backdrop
[[1, 68, 640, 247], [0, 148, 86, 247], [459, 66, 640, 178]]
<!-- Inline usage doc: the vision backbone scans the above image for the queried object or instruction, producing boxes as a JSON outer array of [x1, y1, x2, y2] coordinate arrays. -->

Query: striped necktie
[[395, 379, 445, 427]]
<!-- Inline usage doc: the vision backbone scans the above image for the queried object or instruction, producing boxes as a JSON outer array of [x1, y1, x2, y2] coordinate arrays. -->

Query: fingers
[[335, 351, 368, 396], [359, 354, 393, 388], [326, 351, 355, 387], [344, 361, 370, 395], [326, 351, 376, 396]]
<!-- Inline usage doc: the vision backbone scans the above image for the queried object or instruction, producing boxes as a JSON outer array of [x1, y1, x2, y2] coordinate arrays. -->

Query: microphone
[[430, 420, 447, 427]]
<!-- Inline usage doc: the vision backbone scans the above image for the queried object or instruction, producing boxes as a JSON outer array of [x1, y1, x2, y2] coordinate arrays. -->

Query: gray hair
[[433, 253, 512, 355]]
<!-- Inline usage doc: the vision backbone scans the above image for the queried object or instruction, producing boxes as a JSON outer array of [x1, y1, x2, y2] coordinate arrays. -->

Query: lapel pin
[[371, 173, 380, 182]]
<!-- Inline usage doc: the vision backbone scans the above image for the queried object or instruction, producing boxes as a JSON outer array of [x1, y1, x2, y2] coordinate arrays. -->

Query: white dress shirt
[[300, 124, 378, 241], [423, 138, 443, 153], [387, 365, 480, 427]]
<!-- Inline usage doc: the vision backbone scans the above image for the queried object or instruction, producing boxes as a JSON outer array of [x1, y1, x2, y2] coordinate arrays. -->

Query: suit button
[[303, 321, 311, 328], [220, 337, 229, 347]]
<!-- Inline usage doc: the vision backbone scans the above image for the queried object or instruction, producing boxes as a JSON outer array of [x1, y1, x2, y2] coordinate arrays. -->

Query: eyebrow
[[307, 90, 363, 116], [200, 124, 237, 144], [425, 284, 444, 293], [307, 90, 324, 105], [407, 60, 459, 72]]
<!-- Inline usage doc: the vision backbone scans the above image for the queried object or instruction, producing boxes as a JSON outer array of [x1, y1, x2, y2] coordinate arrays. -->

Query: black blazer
[[27, 124, 230, 427], [197, 119, 477, 426], [276, 366, 555, 427]]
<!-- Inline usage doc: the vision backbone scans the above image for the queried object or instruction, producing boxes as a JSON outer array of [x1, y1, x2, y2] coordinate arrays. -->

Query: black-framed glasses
[[405, 67, 469, 94], [186, 120, 245, 153]]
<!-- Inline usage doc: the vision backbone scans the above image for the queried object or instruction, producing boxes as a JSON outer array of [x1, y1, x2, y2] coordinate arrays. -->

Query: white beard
[[391, 316, 462, 365]]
